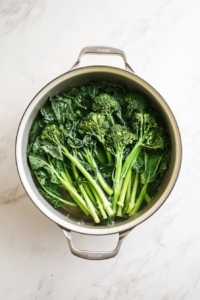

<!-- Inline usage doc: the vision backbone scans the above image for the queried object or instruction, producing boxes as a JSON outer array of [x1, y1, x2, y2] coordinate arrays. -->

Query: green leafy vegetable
[[27, 80, 170, 224]]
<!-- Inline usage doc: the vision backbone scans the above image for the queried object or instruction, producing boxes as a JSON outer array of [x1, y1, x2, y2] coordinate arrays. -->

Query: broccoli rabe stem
[[117, 147, 141, 216], [126, 172, 132, 205], [61, 146, 114, 217], [116, 166, 132, 216], [102, 144, 113, 163], [120, 141, 142, 180], [83, 148, 113, 195], [129, 183, 148, 216], [60, 172, 90, 215], [71, 162, 100, 223], [112, 149, 124, 215], [64, 167, 73, 186], [126, 172, 139, 213], [144, 193, 151, 203], [83, 183, 98, 209], [89, 185, 108, 219], [108, 115, 115, 126], [48, 163, 90, 214], [123, 172, 133, 213], [95, 147, 107, 165], [61, 185, 90, 216]]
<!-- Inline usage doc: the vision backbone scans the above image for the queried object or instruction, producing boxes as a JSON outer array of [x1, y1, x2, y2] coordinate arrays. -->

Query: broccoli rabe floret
[[92, 94, 120, 125], [78, 112, 113, 163], [125, 91, 148, 118]]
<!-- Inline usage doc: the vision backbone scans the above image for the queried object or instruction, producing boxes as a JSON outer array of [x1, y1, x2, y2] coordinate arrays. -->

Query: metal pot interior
[[16, 66, 181, 235]]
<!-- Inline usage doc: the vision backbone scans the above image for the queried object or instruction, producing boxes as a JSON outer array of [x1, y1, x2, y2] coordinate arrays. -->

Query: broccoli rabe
[[27, 81, 170, 224], [92, 93, 120, 125], [41, 124, 114, 217], [105, 125, 137, 215], [129, 152, 164, 216], [78, 112, 113, 163]]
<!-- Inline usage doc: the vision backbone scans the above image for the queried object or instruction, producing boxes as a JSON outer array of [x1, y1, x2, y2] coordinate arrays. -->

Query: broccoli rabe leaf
[[132, 151, 144, 172], [31, 137, 63, 160], [34, 170, 47, 186], [29, 153, 47, 170], [40, 106, 55, 124], [27, 143, 33, 155], [41, 141, 63, 160], [87, 81, 108, 99], [63, 99, 77, 121], [32, 137, 42, 154], [50, 95, 77, 123], [29, 153, 60, 184], [106, 82, 127, 94], [150, 153, 171, 197], [50, 99, 66, 124], [38, 184, 63, 208], [141, 153, 163, 184], [114, 109, 126, 125], [29, 119, 44, 143]]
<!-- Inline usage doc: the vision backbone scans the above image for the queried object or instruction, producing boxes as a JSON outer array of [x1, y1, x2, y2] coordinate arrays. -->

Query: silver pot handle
[[70, 45, 134, 73], [62, 229, 130, 260]]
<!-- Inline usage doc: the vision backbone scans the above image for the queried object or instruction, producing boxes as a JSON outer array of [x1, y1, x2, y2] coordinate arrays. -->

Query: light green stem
[[64, 167, 73, 186], [126, 172, 132, 204], [112, 149, 123, 215], [83, 183, 98, 209], [144, 192, 151, 203], [61, 146, 114, 216], [95, 147, 107, 164], [124, 172, 133, 213], [117, 166, 132, 207], [61, 184, 90, 215], [108, 114, 115, 126], [71, 163, 100, 223], [126, 172, 139, 214], [120, 142, 142, 180], [116, 169, 132, 217], [116, 147, 141, 216], [129, 183, 148, 216], [90, 185, 107, 219], [103, 143, 113, 163], [59, 172, 89, 215]]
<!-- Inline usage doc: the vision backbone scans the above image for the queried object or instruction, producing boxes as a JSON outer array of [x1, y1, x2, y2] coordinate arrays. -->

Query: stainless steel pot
[[16, 46, 182, 260]]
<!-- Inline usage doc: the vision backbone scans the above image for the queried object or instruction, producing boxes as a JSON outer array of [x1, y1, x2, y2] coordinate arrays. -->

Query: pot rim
[[15, 65, 182, 235]]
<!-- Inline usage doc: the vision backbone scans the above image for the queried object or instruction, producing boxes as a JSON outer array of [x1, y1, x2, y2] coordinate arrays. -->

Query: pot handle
[[70, 45, 134, 73], [62, 229, 130, 260]]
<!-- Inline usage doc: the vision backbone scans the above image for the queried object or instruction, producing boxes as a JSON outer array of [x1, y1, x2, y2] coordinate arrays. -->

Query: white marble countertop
[[1, 0, 200, 299]]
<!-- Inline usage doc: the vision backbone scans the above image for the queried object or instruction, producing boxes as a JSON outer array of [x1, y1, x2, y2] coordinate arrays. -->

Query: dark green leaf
[[133, 151, 144, 172], [41, 142, 63, 160], [27, 143, 33, 155], [140, 153, 163, 184], [40, 106, 55, 124], [29, 153, 47, 170], [29, 120, 44, 143], [38, 186, 63, 208], [51, 100, 66, 124]]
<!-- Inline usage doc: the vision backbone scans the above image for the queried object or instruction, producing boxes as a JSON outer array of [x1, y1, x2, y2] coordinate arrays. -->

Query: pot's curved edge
[[15, 65, 182, 236]]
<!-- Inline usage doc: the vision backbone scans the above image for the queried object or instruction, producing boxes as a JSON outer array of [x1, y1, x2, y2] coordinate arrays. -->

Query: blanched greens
[[27, 81, 170, 224]]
